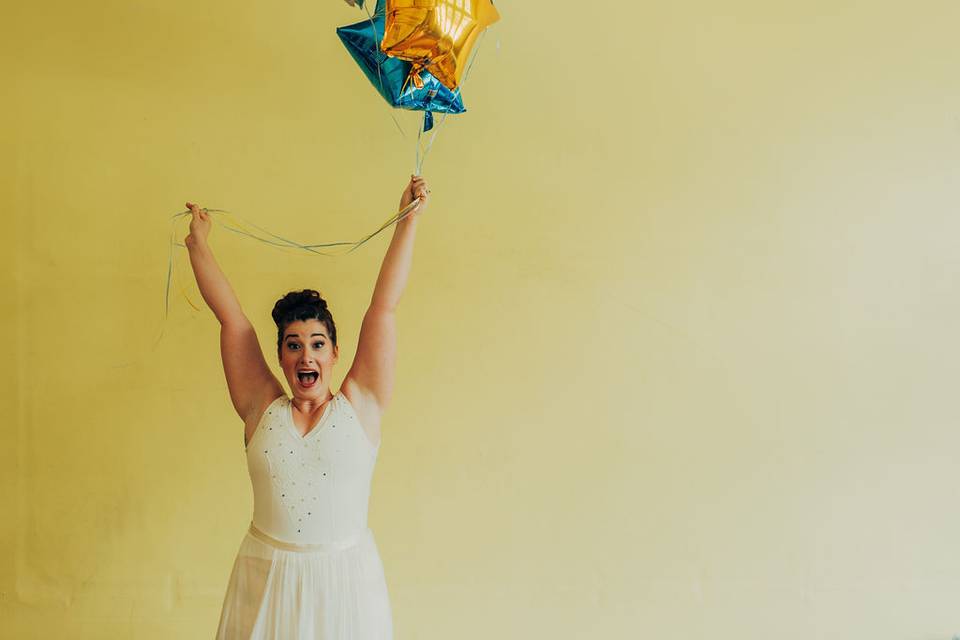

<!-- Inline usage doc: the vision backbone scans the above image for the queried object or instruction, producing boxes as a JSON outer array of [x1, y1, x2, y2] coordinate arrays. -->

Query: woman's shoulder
[[338, 384, 382, 449], [243, 393, 288, 449], [338, 382, 383, 426], [246, 392, 288, 427]]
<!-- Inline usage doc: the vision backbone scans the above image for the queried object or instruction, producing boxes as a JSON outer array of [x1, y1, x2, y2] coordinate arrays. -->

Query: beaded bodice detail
[[245, 391, 380, 544]]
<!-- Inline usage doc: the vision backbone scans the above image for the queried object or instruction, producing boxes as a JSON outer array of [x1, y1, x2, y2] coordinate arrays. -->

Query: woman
[[185, 175, 430, 639]]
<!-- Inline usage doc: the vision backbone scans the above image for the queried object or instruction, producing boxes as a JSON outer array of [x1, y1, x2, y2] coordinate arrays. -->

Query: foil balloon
[[337, 10, 466, 117], [380, 0, 500, 91]]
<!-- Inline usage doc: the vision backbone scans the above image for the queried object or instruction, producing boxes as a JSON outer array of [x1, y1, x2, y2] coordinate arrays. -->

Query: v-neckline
[[286, 393, 337, 441]]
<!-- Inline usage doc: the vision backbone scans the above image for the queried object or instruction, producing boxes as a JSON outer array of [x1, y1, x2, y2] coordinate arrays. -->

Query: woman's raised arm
[[185, 203, 245, 326], [185, 203, 281, 423], [343, 177, 430, 413]]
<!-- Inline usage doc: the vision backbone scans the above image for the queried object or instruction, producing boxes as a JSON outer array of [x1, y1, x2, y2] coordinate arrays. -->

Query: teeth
[[297, 371, 319, 383]]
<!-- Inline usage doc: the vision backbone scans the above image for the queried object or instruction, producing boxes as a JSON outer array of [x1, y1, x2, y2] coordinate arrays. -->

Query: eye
[[313, 342, 324, 348], [287, 343, 299, 350]]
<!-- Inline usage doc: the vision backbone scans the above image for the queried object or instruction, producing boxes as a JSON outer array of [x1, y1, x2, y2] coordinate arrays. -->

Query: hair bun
[[272, 289, 327, 323]]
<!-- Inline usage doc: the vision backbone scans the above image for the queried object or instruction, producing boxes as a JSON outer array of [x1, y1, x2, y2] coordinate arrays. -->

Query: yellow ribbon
[[156, 199, 422, 347]]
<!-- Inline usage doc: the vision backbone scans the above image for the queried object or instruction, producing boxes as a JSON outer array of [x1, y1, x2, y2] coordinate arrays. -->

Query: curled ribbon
[[155, 198, 422, 346]]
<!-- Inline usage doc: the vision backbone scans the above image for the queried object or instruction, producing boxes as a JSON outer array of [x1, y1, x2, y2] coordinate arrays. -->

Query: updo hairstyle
[[271, 289, 337, 355]]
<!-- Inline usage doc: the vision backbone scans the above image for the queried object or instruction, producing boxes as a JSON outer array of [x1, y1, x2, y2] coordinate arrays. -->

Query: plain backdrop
[[2, 1, 960, 638]]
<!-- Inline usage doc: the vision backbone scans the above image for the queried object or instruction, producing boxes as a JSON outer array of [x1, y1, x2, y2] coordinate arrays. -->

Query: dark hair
[[271, 289, 337, 355]]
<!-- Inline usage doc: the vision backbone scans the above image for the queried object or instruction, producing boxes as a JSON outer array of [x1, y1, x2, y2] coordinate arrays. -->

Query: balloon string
[[358, 6, 492, 173], [415, 27, 489, 174], [159, 199, 422, 336], [363, 2, 406, 138], [416, 115, 424, 175]]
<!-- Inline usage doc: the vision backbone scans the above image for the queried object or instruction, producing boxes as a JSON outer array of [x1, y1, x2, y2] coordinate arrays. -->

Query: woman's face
[[279, 319, 339, 401]]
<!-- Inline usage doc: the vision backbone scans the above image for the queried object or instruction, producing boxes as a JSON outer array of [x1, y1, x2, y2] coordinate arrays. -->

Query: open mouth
[[297, 371, 319, 387]]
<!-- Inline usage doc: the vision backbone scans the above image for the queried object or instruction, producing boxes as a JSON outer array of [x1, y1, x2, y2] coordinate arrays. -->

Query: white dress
[[216, 390, 393, 639]]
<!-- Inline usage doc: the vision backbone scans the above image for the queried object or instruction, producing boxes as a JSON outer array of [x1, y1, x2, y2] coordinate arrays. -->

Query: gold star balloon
[[380, 0, 500, 91]]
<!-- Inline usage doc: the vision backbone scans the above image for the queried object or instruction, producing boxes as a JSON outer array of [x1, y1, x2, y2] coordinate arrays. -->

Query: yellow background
[[3, 1, 960, 638]]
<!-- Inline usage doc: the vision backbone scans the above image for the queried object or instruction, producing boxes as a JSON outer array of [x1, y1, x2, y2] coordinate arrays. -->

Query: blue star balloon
[[337, 8, 466, 122]]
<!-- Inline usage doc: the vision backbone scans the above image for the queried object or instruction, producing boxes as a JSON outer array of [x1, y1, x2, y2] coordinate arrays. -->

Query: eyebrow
[[284, 333, 328, 340]]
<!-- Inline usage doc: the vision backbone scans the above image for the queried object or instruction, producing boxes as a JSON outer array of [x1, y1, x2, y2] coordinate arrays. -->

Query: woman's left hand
[[398, 175, 430, 220]]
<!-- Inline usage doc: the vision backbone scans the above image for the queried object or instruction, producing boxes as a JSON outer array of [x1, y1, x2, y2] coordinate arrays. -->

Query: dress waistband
[[247, 522, 368, 553]]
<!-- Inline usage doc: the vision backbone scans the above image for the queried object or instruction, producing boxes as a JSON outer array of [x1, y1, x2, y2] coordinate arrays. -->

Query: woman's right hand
[[185, 202, 212, 247]]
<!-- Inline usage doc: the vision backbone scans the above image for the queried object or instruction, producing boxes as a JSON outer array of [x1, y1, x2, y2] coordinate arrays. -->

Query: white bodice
[[244, 391, 380, 544]]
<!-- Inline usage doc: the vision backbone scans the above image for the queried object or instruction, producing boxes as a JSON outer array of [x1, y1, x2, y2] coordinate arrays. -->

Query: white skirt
[[215, 523, 393, 639]]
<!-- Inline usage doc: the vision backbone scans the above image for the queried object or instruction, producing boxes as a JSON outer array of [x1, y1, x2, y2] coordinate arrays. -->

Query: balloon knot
[[408, 67, 426, 89]]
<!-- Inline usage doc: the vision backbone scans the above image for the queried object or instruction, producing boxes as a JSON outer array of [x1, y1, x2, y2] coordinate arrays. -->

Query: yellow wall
[[3, 1, 960, 638]]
